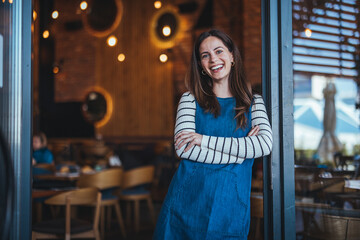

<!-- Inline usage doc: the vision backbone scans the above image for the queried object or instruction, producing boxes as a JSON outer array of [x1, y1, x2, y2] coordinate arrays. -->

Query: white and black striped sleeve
[[200, 94, 273, 159], [174, 92, 245, 164]]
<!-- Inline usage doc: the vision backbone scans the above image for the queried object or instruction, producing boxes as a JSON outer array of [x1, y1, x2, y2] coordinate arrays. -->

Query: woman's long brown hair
[[185, 29, 253, 129]]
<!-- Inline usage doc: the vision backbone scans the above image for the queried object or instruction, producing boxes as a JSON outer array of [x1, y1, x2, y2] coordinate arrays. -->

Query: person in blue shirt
[[32, 132, 54, 175]]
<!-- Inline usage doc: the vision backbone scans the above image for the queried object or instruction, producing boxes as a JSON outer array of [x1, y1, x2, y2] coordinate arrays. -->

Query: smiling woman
[[153, 29, 272, 240]]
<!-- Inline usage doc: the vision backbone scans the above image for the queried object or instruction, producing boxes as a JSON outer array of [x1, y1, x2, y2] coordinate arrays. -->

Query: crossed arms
[[174, 92, 273, 164]]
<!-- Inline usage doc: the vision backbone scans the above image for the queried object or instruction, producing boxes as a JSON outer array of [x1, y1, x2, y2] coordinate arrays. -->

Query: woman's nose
[[209, 53, 217, 62]]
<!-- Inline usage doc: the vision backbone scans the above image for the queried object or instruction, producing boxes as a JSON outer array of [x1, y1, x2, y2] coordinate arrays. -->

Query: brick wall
[[52, 0, 97, 102], [242, 0, 262, 88], [37, 0, 262, 137]]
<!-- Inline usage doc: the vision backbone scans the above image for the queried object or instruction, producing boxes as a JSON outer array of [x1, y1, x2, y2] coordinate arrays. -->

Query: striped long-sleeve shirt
[[174, 92, 273, 164]]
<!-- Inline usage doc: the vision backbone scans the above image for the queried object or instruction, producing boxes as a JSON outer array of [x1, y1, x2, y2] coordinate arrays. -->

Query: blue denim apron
[[154, 97, 254, 240]]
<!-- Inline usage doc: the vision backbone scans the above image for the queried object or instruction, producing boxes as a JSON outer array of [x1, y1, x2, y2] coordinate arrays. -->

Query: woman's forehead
[[199, 36, 226, 52]]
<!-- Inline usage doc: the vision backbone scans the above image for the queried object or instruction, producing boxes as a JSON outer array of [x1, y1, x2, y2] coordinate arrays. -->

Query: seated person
[[32, 132, 54, 175]]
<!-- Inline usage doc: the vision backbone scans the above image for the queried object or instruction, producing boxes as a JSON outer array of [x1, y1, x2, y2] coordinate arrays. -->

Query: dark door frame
[[8, 0, 32, 239], [262, 0, 296, 239]]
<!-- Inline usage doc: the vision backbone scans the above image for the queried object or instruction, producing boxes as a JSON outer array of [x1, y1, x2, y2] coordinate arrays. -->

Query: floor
[[104, 201, 162, 240]]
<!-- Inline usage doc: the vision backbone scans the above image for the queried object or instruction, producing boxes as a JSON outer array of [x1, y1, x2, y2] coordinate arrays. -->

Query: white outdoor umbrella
[[316, 82, 342, 163]]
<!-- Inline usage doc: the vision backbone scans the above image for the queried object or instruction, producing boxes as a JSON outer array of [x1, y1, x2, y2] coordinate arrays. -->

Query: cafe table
[[33, 172, 80, 181], [32, 172, 81, 222]]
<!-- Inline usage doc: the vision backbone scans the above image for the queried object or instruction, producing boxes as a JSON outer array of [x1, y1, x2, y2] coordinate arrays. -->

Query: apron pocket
[[169, 165, 248, 236]]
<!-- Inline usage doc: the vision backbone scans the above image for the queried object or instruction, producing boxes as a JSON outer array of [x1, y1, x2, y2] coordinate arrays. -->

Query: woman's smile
[[210, 64, 224, 73], [199, 36, 233, 82]]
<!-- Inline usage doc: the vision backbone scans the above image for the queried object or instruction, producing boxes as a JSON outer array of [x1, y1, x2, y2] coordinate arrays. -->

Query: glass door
[[292, 0, 360, 239]]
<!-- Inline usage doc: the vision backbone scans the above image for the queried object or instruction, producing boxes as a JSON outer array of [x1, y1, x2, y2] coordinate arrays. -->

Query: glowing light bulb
[[154, 1, 162, 9], [80, 1, 88, 10], [162, 26, 171, 37], [305, 28, 312, 38], [159, 54, 168, 63], [107, 35, 117, 47], [52, 10, 59, 19], [118, 53, 126, 62], [33, 10, 37, 21], [53, 66, 59, 74], [43, 30, 50, 39]]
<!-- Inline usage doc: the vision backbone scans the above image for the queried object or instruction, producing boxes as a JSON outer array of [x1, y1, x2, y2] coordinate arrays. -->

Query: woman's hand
[[175, 131, 203, 152], [248, 125, 260, 136], [175, 126, 258, 153]]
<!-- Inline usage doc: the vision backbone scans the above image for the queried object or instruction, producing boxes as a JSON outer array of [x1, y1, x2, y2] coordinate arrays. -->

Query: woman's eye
[[201, 54, 209, 59], [216, 50, 223, 54]]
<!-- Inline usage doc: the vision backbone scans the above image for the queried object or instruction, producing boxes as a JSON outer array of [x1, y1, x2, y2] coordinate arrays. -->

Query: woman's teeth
[[211, 65, 224, 71]]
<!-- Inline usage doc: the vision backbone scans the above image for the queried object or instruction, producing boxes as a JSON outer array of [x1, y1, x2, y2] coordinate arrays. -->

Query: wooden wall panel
[[96, 0, 174, 138]]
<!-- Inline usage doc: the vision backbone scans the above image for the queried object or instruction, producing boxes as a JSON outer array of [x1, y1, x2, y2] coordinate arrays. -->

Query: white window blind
[[293, 0, 360, 80]]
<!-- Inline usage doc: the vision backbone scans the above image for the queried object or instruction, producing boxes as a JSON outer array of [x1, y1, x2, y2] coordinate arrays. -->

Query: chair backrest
[[322, 214, 349, 240], [347, 216, 360, 240], [76, 168, 123, 190], [319, 214, 360, 240], [45, 187, 100, 206], [44, 187, 101, 237], [121, 165, 155, 189]]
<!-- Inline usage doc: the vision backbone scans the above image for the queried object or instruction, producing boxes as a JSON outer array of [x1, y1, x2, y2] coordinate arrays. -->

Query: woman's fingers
[[175, 131, 203, 152], [253, 126, 260, 135], [184, 138, 196, 152], [175, 131, 193, 149], [175, 131, 193, 147], [177, 135, 193, 149], [248, 125, 260, 136]]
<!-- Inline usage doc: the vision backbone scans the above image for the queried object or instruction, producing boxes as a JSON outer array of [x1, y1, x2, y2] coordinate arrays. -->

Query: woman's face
[[33, 136, 42, 150], [199, 36, 234, 83]]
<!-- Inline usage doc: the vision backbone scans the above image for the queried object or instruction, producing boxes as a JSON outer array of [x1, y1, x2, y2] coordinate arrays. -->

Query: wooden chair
[[306, 214, 360, 240], [32, 187, 101, 240], [346, 215, 360, 240], [296, 202, 330, 239], [118, 165, 156, 233], [76, 168, 126, 239]]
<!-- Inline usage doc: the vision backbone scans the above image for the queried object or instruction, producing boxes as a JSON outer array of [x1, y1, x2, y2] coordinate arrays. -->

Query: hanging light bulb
[[154, 1, 162, 9], [33, 10, 37, 21], [117, 53, 126, 62], [159, 54, 168, 63], [162, 26, 171, 37], [52, 10, 59, 19], [43, 30, 50, 39], [53, 66, 59, 74], [80, 1, 88, 11], [107, 35, 117, 47]]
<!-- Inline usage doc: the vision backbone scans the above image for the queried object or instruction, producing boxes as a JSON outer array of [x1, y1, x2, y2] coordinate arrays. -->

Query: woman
[[154, 29, 272, 239]]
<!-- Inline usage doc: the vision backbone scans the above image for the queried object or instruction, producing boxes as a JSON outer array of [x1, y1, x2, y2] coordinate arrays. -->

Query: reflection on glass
[[293, 0, 360, 239]]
